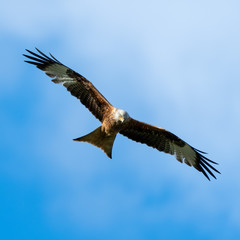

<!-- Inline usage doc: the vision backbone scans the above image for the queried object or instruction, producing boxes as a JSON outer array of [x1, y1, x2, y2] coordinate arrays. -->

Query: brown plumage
[[23, 48, 220, 180]]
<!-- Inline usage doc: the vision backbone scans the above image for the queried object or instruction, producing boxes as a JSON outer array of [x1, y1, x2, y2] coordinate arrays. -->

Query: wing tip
[[23, 48, 62, 69], [194, 149, 220, 181]]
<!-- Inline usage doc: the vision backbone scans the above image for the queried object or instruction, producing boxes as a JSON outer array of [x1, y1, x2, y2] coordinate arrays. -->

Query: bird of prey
[[24, 48, 220, 180]]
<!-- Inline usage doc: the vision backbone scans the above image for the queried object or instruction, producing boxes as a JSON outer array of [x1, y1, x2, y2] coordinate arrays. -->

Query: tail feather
[[73, 126, 117, 158]]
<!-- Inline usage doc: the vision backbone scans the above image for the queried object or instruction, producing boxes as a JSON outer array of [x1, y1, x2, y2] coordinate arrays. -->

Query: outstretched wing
[[120, 118, 220, 180], [23, 48, 113, 122]]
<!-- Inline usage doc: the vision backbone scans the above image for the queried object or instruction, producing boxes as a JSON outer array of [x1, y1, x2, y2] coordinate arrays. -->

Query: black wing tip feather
[[194, 148, 220, 181], [23, 48, 62, 69]]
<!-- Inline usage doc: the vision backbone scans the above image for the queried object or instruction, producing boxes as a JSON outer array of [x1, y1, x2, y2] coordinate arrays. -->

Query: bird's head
[[114, 108, 130, 123]]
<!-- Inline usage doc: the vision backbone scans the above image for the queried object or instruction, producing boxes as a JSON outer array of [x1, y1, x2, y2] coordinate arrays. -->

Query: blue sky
[[1, 0, 240, 239]]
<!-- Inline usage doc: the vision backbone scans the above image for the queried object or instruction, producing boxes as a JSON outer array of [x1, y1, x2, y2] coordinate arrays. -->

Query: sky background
[[1, 0, 240, 239]]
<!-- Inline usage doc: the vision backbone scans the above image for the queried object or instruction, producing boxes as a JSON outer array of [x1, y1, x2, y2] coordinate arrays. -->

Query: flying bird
[[24, 48, 220, 180]]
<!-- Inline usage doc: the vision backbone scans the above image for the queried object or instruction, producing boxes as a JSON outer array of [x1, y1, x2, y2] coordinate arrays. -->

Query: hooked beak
[[119, 116, 125, 122]]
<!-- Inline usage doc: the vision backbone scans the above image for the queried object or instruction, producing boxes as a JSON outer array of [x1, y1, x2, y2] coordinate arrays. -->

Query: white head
[[114, 108, 130, 123]]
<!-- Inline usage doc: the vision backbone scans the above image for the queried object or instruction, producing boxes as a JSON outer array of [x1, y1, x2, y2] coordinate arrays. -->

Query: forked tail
[[73, 126, 117, 158]]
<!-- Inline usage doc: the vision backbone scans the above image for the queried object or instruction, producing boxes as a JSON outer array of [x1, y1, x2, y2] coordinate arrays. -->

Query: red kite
[[24, 49, 220, 180]]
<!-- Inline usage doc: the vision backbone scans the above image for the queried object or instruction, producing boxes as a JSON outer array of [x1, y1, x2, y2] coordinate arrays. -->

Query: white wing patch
[[172, 143, 197, 167], [44, 64, 74, 84]]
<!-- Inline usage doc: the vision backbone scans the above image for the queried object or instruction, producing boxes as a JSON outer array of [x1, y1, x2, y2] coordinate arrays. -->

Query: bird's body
[[75, 107, 130, 158], [24, 48, 220, 180], [101, 108, 130, 135]]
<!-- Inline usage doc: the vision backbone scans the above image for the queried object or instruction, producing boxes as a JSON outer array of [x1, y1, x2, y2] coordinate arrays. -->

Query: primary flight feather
[[24, 48, 220, 180]]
